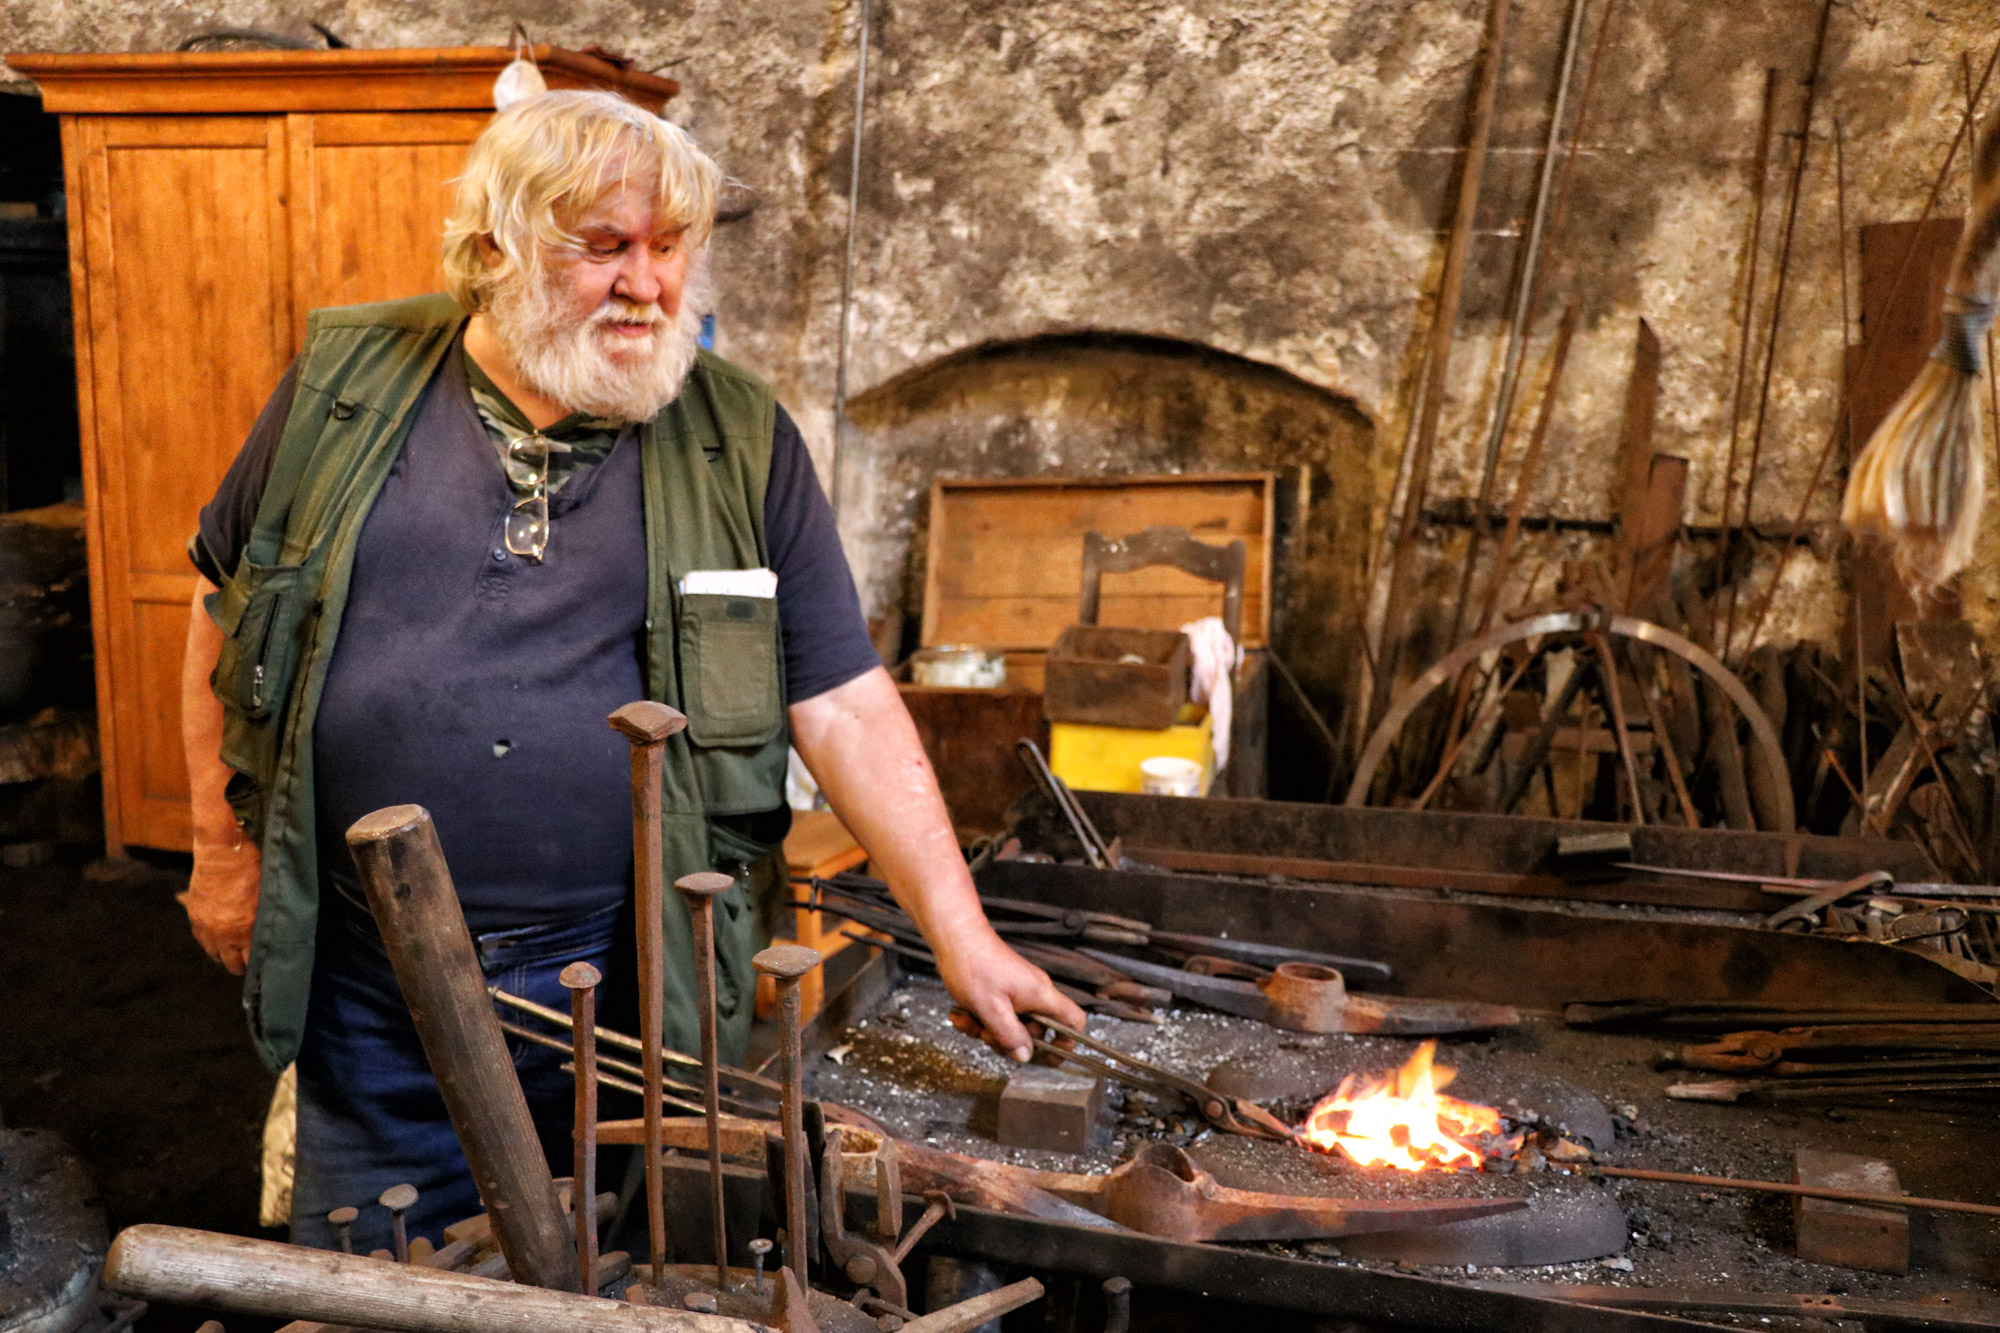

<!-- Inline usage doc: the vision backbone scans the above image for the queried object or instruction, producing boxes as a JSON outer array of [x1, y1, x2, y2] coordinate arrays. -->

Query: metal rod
[[754, 946, 821, 1282], [1588, 632, 1648, 825], [1625, 644, 1699, 827], [560, 963, 601, 1282], [1414, 641, 1538, 811], [488, 988, 782, 1097], [1713, 67, 1781, 621], [1727, 1, 1835, 663], [828, 0, 876, 521], [606, 702, 687, 1285], [1367, 0, 1513, 732], [499, 1019, 772, 1118], [1596, 1165, 2000, 1218], [1736, 35, 2000, 658], [1016, 740, 1110, 868], [1473, 306, 1579, 637], [1447, 0, 1588, 649], [674, 873, 734, 1294]]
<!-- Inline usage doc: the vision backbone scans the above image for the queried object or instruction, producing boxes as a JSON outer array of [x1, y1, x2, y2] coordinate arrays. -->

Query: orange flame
[[1297, 1041, 1504, 1172]]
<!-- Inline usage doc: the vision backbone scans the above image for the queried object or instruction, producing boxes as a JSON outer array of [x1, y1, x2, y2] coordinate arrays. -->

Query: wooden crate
[[901, 473, 1274, 838], [1044, 624, 1190, 730]]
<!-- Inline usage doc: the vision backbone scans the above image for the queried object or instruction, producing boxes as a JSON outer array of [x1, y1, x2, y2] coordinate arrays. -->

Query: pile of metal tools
[[1570, 998, 2000, 1106], [800, 870, 1520, 1036]]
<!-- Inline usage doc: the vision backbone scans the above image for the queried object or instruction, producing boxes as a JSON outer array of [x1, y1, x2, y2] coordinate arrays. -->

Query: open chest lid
[[919, 473, 1275, 652]]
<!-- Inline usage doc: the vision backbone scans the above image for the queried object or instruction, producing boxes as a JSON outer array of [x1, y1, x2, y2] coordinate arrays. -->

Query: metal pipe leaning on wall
[[103, 1226, 757, 1333], [345, 804, 581, 1293]]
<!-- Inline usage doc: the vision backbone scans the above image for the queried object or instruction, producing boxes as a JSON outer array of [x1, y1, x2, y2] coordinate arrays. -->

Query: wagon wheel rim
[[1345, 610, 1795, 831]]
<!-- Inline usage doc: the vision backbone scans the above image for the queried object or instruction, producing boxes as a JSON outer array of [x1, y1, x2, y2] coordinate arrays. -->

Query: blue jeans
[[290, 901, 622, 1252]]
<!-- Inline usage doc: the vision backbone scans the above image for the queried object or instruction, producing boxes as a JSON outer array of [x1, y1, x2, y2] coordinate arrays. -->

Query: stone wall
[[5, 0, 1997, 737]]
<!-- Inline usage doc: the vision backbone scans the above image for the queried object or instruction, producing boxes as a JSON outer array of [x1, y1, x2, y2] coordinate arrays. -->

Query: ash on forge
[[813, 979, 2000, 1292]]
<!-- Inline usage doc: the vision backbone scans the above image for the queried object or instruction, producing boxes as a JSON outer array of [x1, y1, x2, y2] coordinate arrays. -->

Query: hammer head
[[606, 701, 688, 744]]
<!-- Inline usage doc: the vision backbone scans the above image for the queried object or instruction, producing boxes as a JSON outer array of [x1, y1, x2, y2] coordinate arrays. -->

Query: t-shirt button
[[492, 548, 507, 562]]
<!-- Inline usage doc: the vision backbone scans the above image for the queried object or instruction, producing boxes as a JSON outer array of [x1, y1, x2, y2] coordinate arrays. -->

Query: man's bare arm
[[180, 577, 262, 974], [788, 666, 1086, 1059]]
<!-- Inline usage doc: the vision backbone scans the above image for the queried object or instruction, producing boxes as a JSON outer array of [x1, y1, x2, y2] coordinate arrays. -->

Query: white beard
[[485, 249, 712, 423]]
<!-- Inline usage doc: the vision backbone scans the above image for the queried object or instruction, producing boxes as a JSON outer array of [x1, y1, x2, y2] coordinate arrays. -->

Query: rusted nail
[[676, 870, 736, 1293], [754, 944, 822, 1283], [874, 1143, 903, 1244], [378, 1184, 417, 1263], [559, 960, 603, 1281], [327, 1206, 358, 1255], [1103, 1275, 1132, 1333], [607, 700, 689, 1286], [888, 1190, 956, 1266]]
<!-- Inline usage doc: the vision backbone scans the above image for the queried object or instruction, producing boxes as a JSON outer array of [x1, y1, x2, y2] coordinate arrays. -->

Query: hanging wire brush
[[1843, 101, 2000, 588]]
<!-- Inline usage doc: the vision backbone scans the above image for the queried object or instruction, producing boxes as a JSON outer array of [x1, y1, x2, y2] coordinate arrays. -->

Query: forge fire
[[1298, 1040, 1517, 1172]]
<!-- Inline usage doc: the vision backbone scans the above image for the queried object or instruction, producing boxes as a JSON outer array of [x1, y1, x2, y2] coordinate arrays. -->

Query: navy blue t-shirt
[[194, 347, 880, 930], [195, 355, 880, 706]]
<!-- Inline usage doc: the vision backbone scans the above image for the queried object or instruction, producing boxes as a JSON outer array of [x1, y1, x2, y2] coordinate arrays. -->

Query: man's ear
[[475, 234, 503, 268]]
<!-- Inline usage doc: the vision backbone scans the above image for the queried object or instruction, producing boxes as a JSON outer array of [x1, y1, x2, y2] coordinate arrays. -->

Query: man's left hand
[[930, 925, 1088, 1062]]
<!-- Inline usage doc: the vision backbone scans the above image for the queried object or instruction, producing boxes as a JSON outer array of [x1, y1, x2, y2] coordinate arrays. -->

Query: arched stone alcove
[[843, 332, 1376, 793]]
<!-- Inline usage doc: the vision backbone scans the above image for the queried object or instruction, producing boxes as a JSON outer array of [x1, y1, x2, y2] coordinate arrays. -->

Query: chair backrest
[[1078, 525, 1246, 645]]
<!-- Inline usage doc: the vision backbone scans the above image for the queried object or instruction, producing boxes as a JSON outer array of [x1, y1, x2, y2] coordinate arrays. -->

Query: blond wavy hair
[[442, 90, 720, 312]]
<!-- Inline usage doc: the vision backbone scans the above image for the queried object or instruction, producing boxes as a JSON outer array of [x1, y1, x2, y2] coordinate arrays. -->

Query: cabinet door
[[287, 111, 487, 336], [71, 115, 292, 852]]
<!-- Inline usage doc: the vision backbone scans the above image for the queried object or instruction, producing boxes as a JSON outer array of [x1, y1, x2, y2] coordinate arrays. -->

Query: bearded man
[[179, 90, 1081, 1252]]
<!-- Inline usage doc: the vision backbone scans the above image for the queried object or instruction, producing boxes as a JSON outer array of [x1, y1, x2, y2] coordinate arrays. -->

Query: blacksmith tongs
[[951, 1007, 1295, 1142]]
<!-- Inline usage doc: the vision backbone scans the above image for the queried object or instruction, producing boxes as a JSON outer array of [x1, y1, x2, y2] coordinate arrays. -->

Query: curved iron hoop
[[1346, 611, 1795, 830]]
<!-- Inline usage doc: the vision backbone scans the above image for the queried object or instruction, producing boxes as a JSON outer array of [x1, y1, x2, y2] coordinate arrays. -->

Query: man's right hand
[[179, 840, 261, 975]]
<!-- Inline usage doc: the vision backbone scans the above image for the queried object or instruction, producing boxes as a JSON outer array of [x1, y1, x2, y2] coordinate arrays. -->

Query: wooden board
[[921, 474, 1274, 651], [11, 47, 677, 115]]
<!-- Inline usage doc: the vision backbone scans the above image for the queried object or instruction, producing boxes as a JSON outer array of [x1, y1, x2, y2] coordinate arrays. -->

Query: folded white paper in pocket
[[679, 567, 778, 598]]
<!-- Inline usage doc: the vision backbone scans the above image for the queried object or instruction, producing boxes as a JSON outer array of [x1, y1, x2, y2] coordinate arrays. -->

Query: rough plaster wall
[[4, 0, 1998, 665]]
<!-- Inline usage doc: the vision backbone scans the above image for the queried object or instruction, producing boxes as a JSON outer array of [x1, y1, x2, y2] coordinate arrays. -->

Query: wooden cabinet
[[11, 48, 676, 852]]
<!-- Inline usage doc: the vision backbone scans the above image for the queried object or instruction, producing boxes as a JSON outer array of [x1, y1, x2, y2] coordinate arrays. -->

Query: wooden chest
[[900, 473, 1274, 838]]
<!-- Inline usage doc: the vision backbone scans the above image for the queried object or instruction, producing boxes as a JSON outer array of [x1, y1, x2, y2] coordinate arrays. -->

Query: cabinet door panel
[[78, 115, 289, 850], [293, 112, 486, 319], [102, 124, 290, 572]]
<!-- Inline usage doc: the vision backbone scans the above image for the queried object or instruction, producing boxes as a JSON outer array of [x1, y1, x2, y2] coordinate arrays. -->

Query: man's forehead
[[567, 187, 687, 240]]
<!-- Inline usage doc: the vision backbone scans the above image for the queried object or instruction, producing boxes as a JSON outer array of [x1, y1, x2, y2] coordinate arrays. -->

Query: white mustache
[[594, 301, 666, 328]]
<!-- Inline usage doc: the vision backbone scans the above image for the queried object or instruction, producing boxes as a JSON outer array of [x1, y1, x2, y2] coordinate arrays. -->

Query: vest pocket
[[208, 559, 310, 838], [678, 592, 784, 747], [210, 560, 306, 721]]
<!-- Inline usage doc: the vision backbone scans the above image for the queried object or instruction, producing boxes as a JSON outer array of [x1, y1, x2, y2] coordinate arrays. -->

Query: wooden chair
[[1078, 525, 1247, 644]]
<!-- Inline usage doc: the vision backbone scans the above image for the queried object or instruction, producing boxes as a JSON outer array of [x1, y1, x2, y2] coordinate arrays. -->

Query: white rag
[[1181, 616, 1241, 774]]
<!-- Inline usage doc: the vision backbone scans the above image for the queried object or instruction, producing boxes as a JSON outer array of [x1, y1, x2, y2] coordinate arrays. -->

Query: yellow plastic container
[[1049, 707, 1214, 795]]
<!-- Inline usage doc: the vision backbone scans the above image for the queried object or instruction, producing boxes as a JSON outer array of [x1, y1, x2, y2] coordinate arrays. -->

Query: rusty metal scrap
[[1078, 950, 1520, 1036]]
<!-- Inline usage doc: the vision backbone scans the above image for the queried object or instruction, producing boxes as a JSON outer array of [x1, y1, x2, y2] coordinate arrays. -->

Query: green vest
[[208, 293, 792, 1072]]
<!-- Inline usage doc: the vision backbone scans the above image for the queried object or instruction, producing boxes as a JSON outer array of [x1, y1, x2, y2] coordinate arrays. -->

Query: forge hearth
[[809, 972, 2000, 1304]]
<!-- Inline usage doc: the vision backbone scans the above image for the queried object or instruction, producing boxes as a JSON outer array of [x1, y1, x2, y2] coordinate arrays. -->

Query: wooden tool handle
[[345, 805, 580, 1294], [105, 1226, 753, 1333]]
